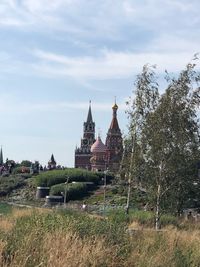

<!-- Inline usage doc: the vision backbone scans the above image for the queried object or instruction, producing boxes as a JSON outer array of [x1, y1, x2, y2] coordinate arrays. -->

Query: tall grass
[[0, 208, 200, 266]]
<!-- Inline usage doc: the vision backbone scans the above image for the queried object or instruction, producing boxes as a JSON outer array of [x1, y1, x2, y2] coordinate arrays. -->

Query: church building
[[74, 101, 123, 172]]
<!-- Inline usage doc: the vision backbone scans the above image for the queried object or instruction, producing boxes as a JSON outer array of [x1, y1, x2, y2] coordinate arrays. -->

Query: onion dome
[[91, 136, 107, 153], [112, 103, 118, 110]]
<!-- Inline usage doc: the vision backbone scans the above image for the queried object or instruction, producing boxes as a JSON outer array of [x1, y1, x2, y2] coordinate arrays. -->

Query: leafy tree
[[126, 60, 200, 229], [124, 64, 159, 213]]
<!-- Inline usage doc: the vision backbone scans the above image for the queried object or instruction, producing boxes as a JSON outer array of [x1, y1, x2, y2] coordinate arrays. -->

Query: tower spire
[[87, 100, 93, 122], [0, 146, 3, 166], [110, 101, 119, 129]]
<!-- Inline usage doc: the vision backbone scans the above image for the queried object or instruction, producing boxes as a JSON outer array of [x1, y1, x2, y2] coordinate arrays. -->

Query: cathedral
[[74, 101, 123, 172]]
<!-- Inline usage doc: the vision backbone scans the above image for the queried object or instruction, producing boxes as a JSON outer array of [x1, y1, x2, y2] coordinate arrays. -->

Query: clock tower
[[75, 101, 95, 169], [105, 102, 123, 172]]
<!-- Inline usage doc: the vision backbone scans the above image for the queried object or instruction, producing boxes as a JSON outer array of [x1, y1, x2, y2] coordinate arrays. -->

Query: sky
[[0, 0, 199, 167]]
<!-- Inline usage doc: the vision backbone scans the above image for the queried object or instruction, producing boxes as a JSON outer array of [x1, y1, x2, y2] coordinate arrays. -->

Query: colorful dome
[[91, 136, 107, 153]]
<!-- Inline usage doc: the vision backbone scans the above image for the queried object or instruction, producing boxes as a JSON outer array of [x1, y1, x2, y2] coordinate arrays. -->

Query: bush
[[95, 172, 115, 183], [12, 167, 30, 175], [50, 182, 89, 200], [160, 214, 178, 227], [35, 168, 100, 187], [129, 210, 155, 227], [0, 176, 25, 196], [128, 210, 178, 227]]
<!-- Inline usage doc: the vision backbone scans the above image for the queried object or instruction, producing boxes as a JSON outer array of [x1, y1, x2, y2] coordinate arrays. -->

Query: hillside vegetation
[[35, 169, 101, 187], [0, 206, 200, 266]]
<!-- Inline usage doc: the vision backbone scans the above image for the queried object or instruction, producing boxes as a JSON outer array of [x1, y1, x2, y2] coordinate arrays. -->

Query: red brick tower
[[105, 102, 123, 172], [75, 101, 95, 170]]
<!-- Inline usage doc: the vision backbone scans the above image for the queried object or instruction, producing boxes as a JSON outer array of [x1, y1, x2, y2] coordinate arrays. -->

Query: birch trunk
[[155, 183, 161, 230]]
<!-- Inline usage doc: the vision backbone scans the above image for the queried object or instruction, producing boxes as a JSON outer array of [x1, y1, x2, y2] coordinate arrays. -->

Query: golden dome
[[112, 103, 118, 110]]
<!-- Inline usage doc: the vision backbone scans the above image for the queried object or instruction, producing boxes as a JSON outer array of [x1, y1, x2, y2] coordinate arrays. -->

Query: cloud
[[0, 94, 126, 114], [32, 48, 199, 80], [0, 0, 199, 38], [0, 0, 199, 82]]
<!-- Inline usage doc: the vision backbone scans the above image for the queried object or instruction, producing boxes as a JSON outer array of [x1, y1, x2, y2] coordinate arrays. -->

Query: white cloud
[[32, 48, 199, 80], [0, 0, 199, 37], [0, 95, 126, 114], [0, 0, 199, 81]]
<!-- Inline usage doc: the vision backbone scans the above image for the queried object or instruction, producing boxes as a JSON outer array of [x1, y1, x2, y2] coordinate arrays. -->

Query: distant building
[[75, 101, 123, 173], [48, 154, 57, 170]]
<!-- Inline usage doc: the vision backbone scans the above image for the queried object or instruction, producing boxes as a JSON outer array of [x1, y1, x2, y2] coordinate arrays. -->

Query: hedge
[[50, 182, 88, 201], [35, 169, 100, 187]]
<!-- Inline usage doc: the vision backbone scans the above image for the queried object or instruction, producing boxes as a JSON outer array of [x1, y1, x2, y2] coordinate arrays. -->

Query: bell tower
[[75, 101, 96, 169]]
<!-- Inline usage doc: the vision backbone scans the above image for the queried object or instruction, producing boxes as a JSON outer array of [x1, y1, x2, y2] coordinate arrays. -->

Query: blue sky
[[0, 0, 199, 167]]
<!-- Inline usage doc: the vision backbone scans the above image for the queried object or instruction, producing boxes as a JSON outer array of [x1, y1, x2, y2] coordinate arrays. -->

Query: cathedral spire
[[0, 146, 3, 166], [87, 100, 93, 123]]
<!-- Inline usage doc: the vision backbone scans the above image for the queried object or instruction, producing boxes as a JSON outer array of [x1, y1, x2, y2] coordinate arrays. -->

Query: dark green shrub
[[160, 214, 178, 227], [95, 172, 115, 184], [0, 176, 25, 196], [50, 182, 88, 200], [35, 168, 100, 187], [12, 166, 30, 174]]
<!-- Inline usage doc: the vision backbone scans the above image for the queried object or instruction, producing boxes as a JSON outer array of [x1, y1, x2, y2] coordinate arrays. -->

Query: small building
[[48, 154, 57, 170]]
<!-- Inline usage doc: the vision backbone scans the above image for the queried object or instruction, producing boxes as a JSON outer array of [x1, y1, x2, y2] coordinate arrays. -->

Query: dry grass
[[0, 240, 6, 266], [0, 208, 50, 234], [11, 207, 50, 220], [1, 209, 200, 266], [4, 231, 123, 267], [0, 217, 14, 233], [126, 228, 200, 267], [45, 232, 122, 267]]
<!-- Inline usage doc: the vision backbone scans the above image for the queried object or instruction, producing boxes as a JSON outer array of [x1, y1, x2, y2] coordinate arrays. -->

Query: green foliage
[[3, 209, 129, 265], [35, 168, 100, 187], [20, 160, 32, 167], [50, 182, 89, 200], [95, 171, 115, 183], [12, 166, 30, 175], [0, 203, 12, 214], [0, 176, 25, 196], [129, 210, 155, 226], [126, 61, 200, 228], [128, 210, 178, 227], [1, 208, 200, 267]]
